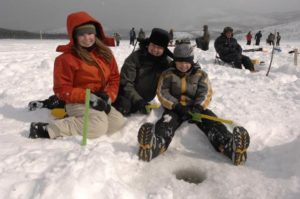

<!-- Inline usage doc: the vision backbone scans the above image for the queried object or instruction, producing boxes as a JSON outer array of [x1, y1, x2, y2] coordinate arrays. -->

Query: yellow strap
[[192, 112, 234, 124], [145, 104, 161, 114], [200, 114, 234, 124], [145, 104, 161, 109]]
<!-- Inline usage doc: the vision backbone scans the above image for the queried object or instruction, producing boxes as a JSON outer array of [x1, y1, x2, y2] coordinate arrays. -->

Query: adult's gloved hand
[[112, 95, 131, 116], [94, 91, 110, 102], [90, 93, 111, 114], [174, 103, 192, 120], [136, 99, 150, 114], [44, 95, 66, 109]]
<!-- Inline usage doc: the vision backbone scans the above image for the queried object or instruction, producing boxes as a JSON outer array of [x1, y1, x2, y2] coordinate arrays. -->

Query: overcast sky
[[0, 0, 299, 32]]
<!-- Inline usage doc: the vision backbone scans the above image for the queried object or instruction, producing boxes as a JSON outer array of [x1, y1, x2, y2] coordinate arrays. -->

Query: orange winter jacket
[[53, 11, 120, 104]]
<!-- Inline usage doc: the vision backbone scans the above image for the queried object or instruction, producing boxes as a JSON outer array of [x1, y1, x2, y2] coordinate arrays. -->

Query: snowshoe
[[29, 122, 50, 139], [137, 123, 166, 162], [224, 126, 250, 165]]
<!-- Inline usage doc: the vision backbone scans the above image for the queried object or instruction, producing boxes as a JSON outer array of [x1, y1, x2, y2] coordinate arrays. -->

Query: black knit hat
[[149, 28, 170, 48], [173, 43, 194, 64]]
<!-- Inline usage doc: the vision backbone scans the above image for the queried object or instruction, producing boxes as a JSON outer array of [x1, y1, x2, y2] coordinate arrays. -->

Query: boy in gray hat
[[137, 42, 250, 165]]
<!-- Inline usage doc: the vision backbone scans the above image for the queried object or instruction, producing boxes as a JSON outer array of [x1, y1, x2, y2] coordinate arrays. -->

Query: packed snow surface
[[0, 39, 299, 199]]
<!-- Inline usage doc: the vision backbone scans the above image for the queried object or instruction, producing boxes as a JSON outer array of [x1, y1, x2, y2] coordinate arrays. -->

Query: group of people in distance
[[28, 11, 250, 166], [128, 27, 172, 47], [246, 30, 281, 46]]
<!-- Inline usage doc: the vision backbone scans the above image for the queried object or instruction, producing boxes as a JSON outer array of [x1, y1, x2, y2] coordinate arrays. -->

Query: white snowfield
[[0, 39, 299, 199]]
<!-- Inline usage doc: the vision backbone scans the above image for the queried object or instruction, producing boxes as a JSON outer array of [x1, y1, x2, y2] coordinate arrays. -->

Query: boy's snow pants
[[154, 109, 232, 152]]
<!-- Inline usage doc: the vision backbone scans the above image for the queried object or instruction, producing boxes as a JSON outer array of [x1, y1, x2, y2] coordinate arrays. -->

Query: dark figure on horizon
[[254, 31, 262, 46], [129, 27, 136, 46]]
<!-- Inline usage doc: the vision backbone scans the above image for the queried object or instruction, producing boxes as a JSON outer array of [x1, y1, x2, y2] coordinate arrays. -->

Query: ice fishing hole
[[175, 169, 206, 184]]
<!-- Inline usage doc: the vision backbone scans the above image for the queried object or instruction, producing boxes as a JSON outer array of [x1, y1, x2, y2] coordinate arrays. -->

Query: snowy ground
[[0, 39, 300, 199]]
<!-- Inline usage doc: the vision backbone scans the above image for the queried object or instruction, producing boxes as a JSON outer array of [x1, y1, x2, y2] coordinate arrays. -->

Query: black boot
[[112, 95, 132, 116], [223, 126, 250, 165], [29, 122, 50, 139], [28, 95, 65, 111], [28, 101, 44, 111], [137, 123, 166, 161]]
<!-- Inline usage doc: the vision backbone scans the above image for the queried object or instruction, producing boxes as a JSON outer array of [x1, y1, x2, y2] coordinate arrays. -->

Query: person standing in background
[[114, 32, 121, 46], [169, 29, 174, 46], [129, 27, 136, 46], [195, 25, 210, 51], [137, 28, 146, 42], [254, 31, 262, 46], [246, 31, 252, 45], [276, 32, 281, 46]]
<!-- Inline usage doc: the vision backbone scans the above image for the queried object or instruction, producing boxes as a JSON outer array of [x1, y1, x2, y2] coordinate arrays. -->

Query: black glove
[[90, 93, 111, 114], [95, 91, 111, 114], [116, 105, 130, 116], [191, 104, 204, 114], [94, 91, 109, 102], [188, 104, 204, 123], [44, 95, 65, 109], [112, 95, 131, 116], [136, 100, 150, 114], [174, 103, 192, 120]]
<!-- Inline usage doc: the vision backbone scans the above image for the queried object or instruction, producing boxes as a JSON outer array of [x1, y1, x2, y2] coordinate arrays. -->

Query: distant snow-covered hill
[[1, 39, 300, 199]]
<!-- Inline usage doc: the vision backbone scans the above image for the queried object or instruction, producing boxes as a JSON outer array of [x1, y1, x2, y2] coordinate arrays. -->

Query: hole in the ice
[[174, 168, 206, 184]]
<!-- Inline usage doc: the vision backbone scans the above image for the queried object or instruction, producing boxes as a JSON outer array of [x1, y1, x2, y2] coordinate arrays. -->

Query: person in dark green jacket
[[113, 28, 173, 116]]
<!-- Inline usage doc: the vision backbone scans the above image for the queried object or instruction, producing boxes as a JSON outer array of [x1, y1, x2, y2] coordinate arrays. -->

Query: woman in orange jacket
[[29, 11, 124, 139]]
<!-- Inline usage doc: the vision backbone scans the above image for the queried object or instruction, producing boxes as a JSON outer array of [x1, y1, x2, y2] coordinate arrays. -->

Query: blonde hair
[[72, 37, 113, 65]]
